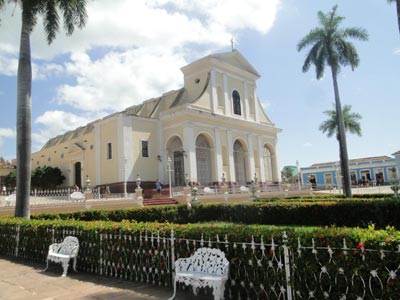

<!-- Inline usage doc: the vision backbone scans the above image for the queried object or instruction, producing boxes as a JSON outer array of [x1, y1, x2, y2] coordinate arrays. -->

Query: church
[[31, 50, 281, 192]]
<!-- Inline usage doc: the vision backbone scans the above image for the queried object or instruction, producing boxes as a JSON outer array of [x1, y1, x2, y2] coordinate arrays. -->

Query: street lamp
[[296, 160, 301, 191], [85, 175, 91, 192], [167, 157, 173, 199]]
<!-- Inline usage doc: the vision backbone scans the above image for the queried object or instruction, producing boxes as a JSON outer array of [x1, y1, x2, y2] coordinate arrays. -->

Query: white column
[[257, 136, 266, 182], [210, 69, 218, 114], [69, 162, 73, 186], [158, 120, 165, 183], [183, 126, 197, 182], [227, 130, 235, 182], [253, 84, 260, 123], [117, 116, 125, 182], [95, 124, 101, 185], [273, 141, 280, 182], [117, 116, 133, 183], [247, 134, 255, 180], [244, 81, 250, 120], [214, 128, 224, 182], [223, 73, 230, 115]]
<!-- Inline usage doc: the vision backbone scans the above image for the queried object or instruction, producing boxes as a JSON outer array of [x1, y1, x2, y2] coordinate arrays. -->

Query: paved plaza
[[0, 257, 208, 300]]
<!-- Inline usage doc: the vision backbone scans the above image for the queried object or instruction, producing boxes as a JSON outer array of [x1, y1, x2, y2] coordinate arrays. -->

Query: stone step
[[143, 198, 177, 206]]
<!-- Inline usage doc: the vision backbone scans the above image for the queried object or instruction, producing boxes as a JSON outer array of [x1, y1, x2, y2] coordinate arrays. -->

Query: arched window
[[232, 90, 241, 115]]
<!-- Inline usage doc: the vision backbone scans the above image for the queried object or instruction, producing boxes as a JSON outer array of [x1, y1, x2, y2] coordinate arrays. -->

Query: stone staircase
[[143, 197, 177, 206], [143, 189, 178, 206]]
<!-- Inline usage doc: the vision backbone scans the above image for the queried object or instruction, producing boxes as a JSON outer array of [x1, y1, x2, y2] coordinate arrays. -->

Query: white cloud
[[303, 142, 312, 148], [56, 49, 186, 111], [394, 48, 400, 55], [32, 110, 102, 147], [0, 128, 16, 148], [0, 0, 281, 143]]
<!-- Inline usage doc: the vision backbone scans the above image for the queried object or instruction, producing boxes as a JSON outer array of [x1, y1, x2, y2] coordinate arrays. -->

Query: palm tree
[[297, 5, 368, 198], [319, 104, 362, 139], [387, 0, 400, 34], [0, 1, 87, 219]]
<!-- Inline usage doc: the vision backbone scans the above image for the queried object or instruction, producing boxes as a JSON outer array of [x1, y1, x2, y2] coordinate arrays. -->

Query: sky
[[0, 0, 399, 170]]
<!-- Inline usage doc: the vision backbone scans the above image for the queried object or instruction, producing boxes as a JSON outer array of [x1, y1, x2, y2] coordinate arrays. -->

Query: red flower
[[357, 242, 365, 249]]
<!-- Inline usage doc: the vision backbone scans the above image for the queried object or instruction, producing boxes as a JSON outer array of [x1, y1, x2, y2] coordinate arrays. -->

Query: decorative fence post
[[15, 225, 20, 257], [282, 232, 293, 300], [99, 233, 103, 276], [170, 229, 175, 272]]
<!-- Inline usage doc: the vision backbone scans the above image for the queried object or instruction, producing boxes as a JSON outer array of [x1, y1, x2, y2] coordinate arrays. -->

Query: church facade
[[31, 50, 281, 191]]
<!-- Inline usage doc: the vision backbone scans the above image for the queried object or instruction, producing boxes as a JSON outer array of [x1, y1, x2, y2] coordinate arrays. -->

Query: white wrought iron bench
[[43, 236, 79, 277], [168, 247, 229, 300]]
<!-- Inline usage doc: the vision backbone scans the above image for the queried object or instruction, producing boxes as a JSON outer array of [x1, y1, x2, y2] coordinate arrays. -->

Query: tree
[[387, 0, 400, 34], [0, 1, 87, 219], [319, 103, 362, 139], [4, 170, 16, 189], [31, 166, 65, 189], [297, 5, 368, 198]]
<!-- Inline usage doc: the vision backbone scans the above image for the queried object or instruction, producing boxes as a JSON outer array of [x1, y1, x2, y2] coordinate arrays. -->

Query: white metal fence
[[1, 225, 398, 300]]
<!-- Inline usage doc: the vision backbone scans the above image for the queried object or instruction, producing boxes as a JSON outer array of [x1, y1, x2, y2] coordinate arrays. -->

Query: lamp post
[[85, 175, 91, 192], [124, 157, 127, 199], [335, 162, 341, 194], [167, 157, 173, 199], [296, 160, 301, 191]]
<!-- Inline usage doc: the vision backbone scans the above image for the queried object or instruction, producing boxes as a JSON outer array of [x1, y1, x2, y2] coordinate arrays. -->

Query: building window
[[107, 142, 112, 160], [90, 144, 94, 150], [141, 140, 149, 158], [232, 90, 241, 115]]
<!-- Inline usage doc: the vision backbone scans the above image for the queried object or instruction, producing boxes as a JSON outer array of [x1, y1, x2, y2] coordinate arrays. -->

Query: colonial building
[[0, 158, 15, 189], [31, 50, 281, 191], [300, 155, 398, 188]]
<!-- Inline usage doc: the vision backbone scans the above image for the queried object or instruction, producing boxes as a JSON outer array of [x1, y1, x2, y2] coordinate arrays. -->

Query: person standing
[[156, 179, 162, 196]]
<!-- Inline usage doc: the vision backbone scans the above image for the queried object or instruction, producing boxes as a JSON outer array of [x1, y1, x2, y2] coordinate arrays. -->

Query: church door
[[196, 135, 212, 186], [173, 151, 184, 186], [74, 162, 81, 188], [234, 140, 246, 185]]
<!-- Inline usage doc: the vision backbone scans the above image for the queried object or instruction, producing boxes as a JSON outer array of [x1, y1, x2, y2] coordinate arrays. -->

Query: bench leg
[[212, 282, 226, 300], [42, 257, 49, 272], [168, 277, 177, 300], [61, 259, 69, 277], [73, 257, 78, 272]]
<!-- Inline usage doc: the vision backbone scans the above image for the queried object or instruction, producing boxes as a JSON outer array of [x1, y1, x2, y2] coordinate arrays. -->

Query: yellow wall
[[131, 119, 159, 181]]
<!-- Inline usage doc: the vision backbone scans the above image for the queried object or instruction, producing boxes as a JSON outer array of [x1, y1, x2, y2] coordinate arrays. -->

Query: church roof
[[210, 50, 261, 78]]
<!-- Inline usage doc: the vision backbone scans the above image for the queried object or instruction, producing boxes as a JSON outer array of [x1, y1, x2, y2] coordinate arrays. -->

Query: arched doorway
[[233, 140, 246, 185], [263, 146, 273, 182], [196, 134, 212, 186], [167, 137, 185, 186], [74, 162, 81, 188]]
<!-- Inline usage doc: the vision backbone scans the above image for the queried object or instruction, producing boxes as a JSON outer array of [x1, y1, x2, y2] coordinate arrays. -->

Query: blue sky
[[0, 0, 399, 170]]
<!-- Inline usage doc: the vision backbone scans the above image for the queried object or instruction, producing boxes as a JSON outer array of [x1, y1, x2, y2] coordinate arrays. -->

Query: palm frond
[[341, 27, 369, 41], [43, 0, 59, 44], [297, 28, 324, 51]]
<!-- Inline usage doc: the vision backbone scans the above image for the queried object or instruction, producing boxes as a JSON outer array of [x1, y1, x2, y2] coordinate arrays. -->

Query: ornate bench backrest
[[186, 247, 228, 276], [58, 236, 79, 255]]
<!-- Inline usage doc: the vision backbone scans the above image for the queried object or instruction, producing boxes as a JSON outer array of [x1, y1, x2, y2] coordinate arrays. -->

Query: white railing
[[2, 226, 399, 300]]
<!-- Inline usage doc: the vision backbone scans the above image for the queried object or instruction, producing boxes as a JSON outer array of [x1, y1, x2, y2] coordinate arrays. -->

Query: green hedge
[[31, 198, 400, 229], [1, 218, 399, 299]]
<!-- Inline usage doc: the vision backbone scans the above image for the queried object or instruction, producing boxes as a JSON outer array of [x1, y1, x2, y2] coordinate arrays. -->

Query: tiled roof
[[311, 156, 393, 167]]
